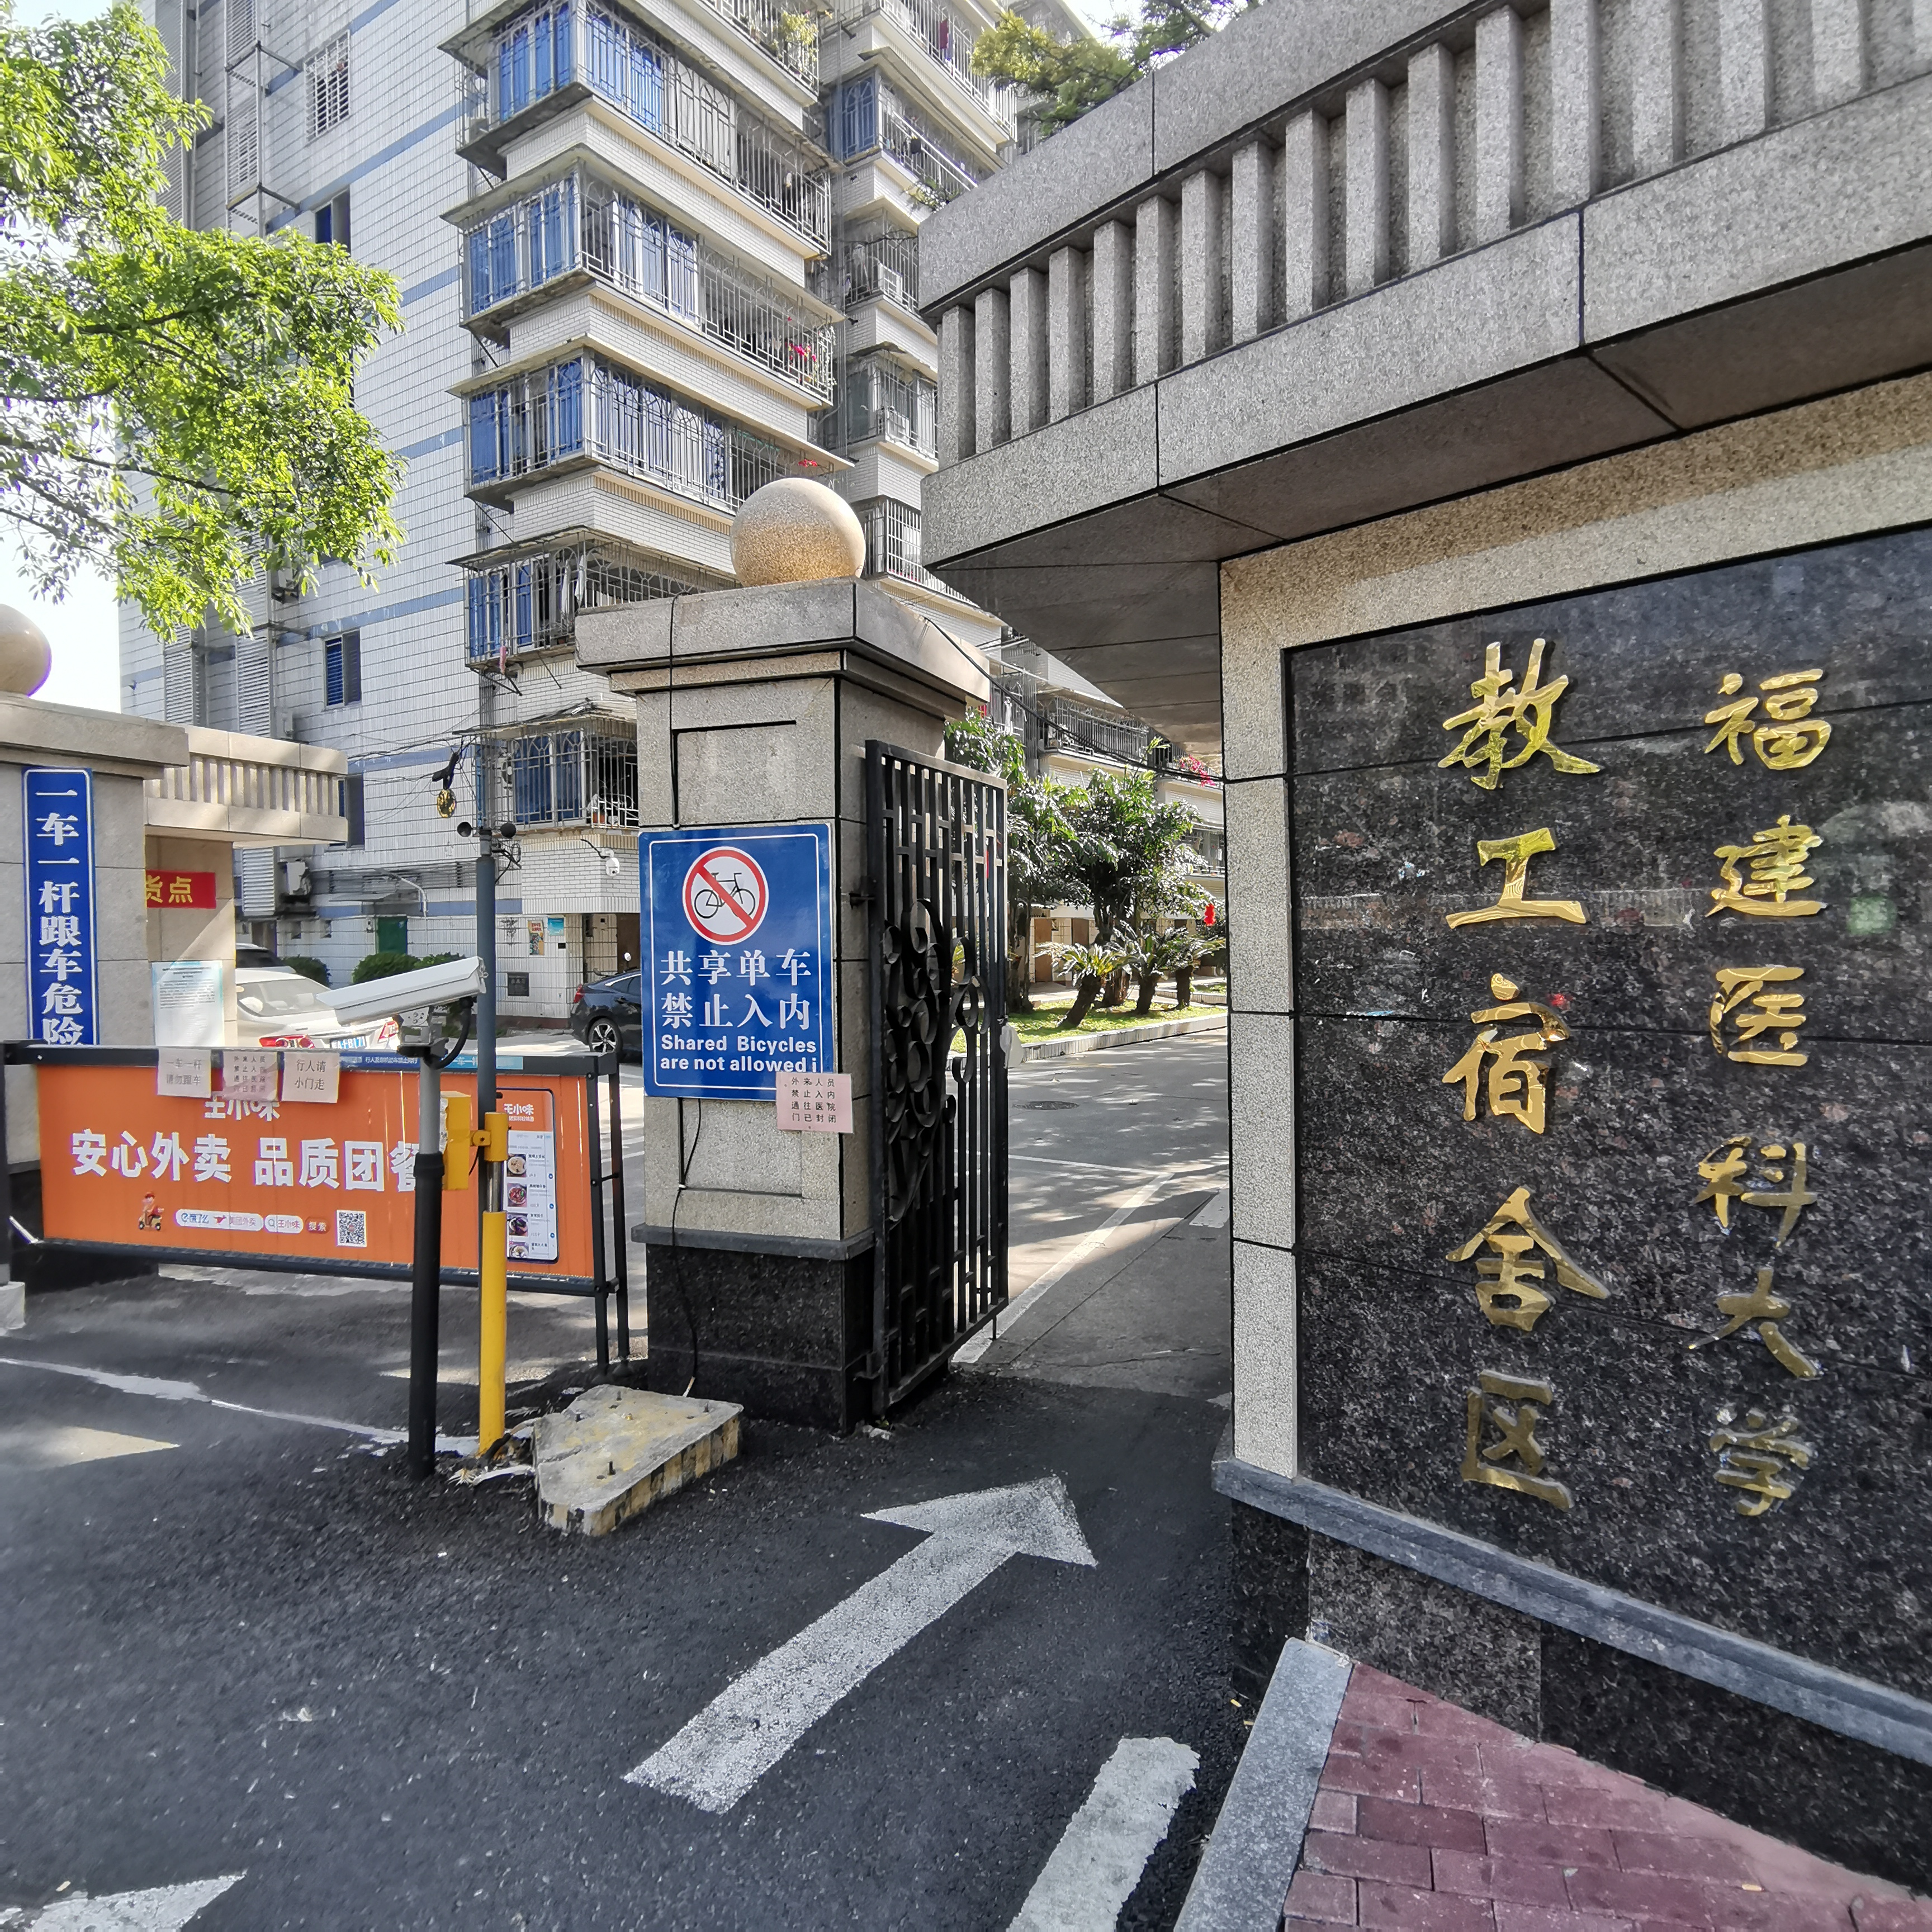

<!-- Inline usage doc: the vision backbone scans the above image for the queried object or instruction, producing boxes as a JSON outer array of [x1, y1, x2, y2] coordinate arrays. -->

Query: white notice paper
[[151, 960, 224, 1049], [775, 1069, 852, 1133], [281, 1050, 341, 1105], [221, 1048, 280, 1101], [156, 1047, 212, 1098]]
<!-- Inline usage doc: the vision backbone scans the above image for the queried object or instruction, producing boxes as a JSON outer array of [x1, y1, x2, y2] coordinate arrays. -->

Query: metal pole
[[476, 836, 497, 1121], [473, 828, 508, 1455], [406, 1052, 444, 1478]]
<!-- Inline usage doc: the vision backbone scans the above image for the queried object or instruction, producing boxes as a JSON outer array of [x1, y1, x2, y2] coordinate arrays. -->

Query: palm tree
[[1051, 940, 1125, 1030]]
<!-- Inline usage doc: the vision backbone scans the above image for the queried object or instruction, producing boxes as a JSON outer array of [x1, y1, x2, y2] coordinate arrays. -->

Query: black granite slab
[[1295, 1248, 1932, 1701], [1280, 529, 1932, 1726], [1295, 1017, 1932, 1367], [1291, 697, 1932, 1040]]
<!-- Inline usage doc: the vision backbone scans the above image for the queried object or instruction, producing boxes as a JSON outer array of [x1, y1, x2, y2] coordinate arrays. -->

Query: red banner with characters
[[35, 1060, 597, 1281], [144, 870, 218, 910]]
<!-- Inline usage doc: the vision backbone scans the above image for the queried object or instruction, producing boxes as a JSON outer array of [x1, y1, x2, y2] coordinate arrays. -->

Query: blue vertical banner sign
[[642, 823, 832, 1100], [23, 768, 98, 1046]]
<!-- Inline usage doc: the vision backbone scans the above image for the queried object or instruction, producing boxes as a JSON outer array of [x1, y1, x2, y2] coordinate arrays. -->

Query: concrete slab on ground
[[534, 1385, 741, 1536]]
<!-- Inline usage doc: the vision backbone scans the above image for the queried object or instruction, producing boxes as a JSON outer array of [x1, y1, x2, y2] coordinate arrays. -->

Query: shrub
[[282, 955, 330, 987], [351, 951, 419, 984]]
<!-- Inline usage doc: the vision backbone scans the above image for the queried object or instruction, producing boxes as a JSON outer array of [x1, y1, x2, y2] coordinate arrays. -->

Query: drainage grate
[[1022, 1100, 1079, 1110]]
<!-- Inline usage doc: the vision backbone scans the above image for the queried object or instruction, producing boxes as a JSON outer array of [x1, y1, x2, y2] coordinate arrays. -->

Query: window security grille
[[307, 32, 350, 140]]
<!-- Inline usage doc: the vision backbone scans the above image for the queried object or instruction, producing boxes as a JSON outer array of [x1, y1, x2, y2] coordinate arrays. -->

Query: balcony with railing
[[452, 0, 829, 245], [838, 353, 937, 457], [505, 727, 641, 830], [699, 0, 818, 87], [466, 352, 827, 512], [459, 168, 837, 401], [853, 495, 962, 596], [831, 225, 918, 308], [830, 73, 983, 206], [832, 0, 1002, 117], [463, 533, 726, 665]]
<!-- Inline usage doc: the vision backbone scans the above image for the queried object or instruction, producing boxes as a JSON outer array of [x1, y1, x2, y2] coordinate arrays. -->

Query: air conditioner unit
[[274, 707, 298, 741], [877, 264, 906, 306]]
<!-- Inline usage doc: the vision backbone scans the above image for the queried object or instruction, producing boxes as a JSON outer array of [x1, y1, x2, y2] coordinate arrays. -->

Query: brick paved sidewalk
[[1283, 1663, 1932, 1931]]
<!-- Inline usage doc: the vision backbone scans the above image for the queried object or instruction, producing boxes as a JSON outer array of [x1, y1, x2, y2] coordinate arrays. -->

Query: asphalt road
[[0, 1032, 1234, 1930]]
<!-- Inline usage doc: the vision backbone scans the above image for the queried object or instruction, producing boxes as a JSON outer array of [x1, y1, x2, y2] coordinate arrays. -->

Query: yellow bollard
[[477, 1109, 510, 1455]]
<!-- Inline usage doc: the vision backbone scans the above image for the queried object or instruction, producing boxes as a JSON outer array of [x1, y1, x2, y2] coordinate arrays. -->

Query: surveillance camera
[[323, 954, 487, 1028], [600, 849, 621, 879]]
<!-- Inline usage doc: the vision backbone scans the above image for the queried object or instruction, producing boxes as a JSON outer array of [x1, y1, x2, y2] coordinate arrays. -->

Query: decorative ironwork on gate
[[865, 740, 1007, 1411]]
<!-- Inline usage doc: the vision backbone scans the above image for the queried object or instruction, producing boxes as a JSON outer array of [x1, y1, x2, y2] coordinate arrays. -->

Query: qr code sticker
[[335, 1209, 368, 1249]]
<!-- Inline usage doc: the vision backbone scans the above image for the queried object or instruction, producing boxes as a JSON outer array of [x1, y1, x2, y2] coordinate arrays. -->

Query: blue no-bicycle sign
[[641, 823, 833, 1100]]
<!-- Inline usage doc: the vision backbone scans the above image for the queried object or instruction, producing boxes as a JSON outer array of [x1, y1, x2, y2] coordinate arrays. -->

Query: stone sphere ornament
[[730, 479, 866, 586], [0, 605, 51, 696]]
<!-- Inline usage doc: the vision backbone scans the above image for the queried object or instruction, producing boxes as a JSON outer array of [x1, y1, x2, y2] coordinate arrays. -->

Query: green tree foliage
[[1062, 768, 1200, 945], [1049, 938, 1124, 1031], [944, 710, 1077, 1010], [973, 0, 1253, 137], [970, 13, 1134, 138], [281, 954, 330, 987], [350, 951, 419, 984], [0, 3, 404, 638]]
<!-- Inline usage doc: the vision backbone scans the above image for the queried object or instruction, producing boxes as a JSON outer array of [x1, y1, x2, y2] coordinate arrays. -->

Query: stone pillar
[[1408, 44, 1457, 269], [1008, 265, 1049, 438], [1475, 5, 1524, 242], [576, 580, 987, 1430], [1344, 78, 1390, 296], [1090, 219, 1135, 402], [1280, 109, 1330, 322]]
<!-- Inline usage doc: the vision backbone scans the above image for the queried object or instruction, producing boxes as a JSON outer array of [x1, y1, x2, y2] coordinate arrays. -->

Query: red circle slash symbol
[[683, 847, 769, 944]]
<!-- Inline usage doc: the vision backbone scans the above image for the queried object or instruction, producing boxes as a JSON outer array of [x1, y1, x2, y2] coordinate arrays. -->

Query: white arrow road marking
[[25, 1873, 243, 1930], [955, 1169, 1181, 1363], [628, 1476, 1096, 1813], [1008, 1737, 1198, 1932]]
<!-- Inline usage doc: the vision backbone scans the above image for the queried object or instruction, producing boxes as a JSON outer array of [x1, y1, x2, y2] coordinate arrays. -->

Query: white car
[[234, 966, 398, 1050]]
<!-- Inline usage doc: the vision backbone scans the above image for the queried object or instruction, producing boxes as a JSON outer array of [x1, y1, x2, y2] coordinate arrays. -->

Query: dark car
[[569, 972, 643, 1058]]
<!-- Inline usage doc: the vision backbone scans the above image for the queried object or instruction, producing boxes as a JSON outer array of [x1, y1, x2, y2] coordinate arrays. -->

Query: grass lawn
[[1007, 1000, 1224, 1043]]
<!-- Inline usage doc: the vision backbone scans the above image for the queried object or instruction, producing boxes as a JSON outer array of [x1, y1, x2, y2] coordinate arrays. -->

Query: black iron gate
[[865, 740, 1008, 1413]]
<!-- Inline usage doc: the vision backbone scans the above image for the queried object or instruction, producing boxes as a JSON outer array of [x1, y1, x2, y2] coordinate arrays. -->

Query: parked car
[[569, 972, 643, 1058], [234, 965, 396, 1049]]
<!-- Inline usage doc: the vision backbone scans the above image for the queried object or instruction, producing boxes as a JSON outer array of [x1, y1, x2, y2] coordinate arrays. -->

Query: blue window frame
[[467, 228, 491, 314], [553, 358, 583, 453], [837, 77, 877, 160], [469, 392, 499, 481], [325, 637, 345, 706]]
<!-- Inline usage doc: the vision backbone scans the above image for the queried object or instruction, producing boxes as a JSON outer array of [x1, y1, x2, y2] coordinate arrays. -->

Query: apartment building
[[125, 0, 1085, 1016]]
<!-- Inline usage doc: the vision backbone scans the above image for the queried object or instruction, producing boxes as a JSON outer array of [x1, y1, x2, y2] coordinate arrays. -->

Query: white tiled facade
[[127, 0, 1080, 1017]]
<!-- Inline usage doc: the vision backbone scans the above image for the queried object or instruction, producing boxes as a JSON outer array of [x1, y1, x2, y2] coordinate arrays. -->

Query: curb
[[1014, 1011, 1229, 1064], [1174, 1637, 1352, 1931]]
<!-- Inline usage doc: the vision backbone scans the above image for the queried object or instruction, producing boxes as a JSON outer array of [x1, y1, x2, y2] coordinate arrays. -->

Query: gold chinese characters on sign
[[1693, 1137, 1815, 1242], [1708, 1408, 1813, 1516], [1439, 640, 1602, 791], [1709, 815, 1824, 918], [1442, 976, 1569, 1134], [1710, 967, 1808, 1067], [1463, 1371, 1573, 1509], [1445, 1187, 1610, 1331], [1445, 828, 1587, 930], [1704, 669, 1831, 770], [1690, 1266, 1821, 1379]]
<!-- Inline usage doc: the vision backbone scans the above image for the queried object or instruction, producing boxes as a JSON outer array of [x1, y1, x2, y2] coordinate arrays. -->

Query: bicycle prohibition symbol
[[683, 846, 769, 944]]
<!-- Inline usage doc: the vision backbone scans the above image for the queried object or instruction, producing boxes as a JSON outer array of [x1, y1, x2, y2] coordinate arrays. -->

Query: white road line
[[954, 1169, 1180, 1364], [27, 1873, 243, 1930], [628, 1477, 1095, 1813], [1008, 1736, 1199, 1932], [0, 1357, 471, 1454], [1190, 1190, 1231, 1229]]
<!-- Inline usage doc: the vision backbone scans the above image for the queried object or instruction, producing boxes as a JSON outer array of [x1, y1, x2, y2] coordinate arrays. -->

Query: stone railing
[[924, 0, 1932, 460], [145, 728, 348, 846]]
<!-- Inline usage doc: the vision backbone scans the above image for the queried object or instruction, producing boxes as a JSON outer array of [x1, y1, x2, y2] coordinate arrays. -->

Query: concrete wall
[[145, 835, 239, 1041]]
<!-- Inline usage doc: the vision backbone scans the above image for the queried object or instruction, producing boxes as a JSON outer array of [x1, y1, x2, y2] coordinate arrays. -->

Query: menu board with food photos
[[501, 1084, 558, 1263]]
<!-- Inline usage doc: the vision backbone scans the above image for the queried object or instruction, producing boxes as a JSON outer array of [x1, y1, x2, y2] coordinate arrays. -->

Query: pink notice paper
[[775, 1069, 853, 1134]]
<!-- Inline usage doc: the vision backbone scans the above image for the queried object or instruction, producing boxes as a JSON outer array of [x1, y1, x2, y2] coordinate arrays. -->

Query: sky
[[4, 0, 118, 710]]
